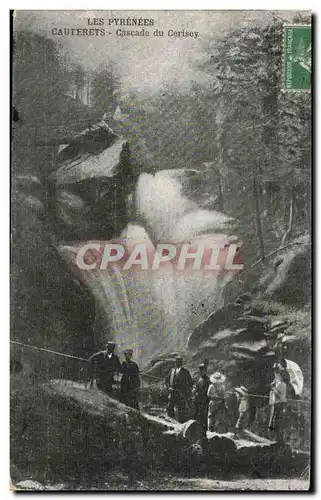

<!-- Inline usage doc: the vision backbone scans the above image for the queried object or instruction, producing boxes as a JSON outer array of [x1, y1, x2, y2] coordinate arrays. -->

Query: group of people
[[165, 355, 294, 440], [164, 356, 251, 437], [88, 342, 140, 409], [89, 343, 295, 441]]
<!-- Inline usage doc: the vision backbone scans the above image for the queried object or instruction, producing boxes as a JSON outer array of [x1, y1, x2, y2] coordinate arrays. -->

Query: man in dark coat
[[165, 356, 193, 422], [193, 363, 210, 436], [120, 349, 140, 410], [89, 341, 122, 396]]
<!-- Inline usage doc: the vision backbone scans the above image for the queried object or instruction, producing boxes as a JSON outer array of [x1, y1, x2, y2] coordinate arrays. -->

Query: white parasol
[[285, 359, 304, 396]]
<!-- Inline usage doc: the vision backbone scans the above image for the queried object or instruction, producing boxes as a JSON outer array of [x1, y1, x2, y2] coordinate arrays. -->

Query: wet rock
[[188, 287, 310, 398], [52, 123, 137, 241], [188, 301, 246, 350], [55, 190, 86, 228], [143, 355, 179, 380]]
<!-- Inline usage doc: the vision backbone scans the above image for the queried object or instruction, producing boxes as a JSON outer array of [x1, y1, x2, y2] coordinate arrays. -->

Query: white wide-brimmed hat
[[234, 386, 249, 397], [209, 372, 226, 384]]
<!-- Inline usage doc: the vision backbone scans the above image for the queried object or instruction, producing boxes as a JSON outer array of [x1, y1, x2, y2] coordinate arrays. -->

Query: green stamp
[[284, 25, 311, 91]]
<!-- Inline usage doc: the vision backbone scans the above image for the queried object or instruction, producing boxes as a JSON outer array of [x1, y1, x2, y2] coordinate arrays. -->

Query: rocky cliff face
[[11, 119, 311, 488], [11, 120, 310, 386], [11, 122, 135, 376], [185, 237, 311, 402], [51, 121, 137, 242], [11, 174, 97, 375]]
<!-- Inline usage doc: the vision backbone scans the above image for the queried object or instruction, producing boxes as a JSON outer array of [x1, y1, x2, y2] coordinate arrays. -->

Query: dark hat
[[175, 355, 184, 361], [239, 293, 252, 302], [106, 341, 116, 348], [124, 349, 133, 355]]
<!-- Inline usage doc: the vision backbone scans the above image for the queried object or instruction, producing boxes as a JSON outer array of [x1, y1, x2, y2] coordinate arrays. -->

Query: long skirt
[[268, 403, 285, 430], [268, 403, 286, 441], [194, 401, 209, 435], [207, 398, 228, 433], [120, 389, 140, 410]]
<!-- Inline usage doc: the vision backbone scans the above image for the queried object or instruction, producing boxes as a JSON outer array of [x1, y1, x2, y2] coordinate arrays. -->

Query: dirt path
[[161, 478, 310, 491], [71, 477, 311, 491], [15, 473, 310, 491]]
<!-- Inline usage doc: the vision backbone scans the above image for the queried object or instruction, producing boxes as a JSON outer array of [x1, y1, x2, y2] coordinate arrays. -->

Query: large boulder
[[11, 121, 143, 375], [12, 374, 304, 488], [51, 121, 138, 241], [10, 375, 204, 484], [187, 293, 310, 400], [187, 295, 252, 350]]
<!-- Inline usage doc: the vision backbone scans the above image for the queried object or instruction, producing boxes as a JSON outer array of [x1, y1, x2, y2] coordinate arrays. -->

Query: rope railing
[[10, 340, 310, 404], [10, 340, 88, 362]]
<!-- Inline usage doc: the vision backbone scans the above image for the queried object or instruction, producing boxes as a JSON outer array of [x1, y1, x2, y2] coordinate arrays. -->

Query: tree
[[91, 64, 120, 122], [12, 30, 100, 179], [13, 31, 69, 132], [198, 17, 311, 263]]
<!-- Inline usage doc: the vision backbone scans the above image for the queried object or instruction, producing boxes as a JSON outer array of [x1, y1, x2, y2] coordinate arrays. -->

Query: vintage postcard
[[11, 10, 312, 491]]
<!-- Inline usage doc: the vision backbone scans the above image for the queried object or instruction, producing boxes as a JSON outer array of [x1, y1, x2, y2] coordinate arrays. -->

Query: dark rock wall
[[11, 178, 97, 377]]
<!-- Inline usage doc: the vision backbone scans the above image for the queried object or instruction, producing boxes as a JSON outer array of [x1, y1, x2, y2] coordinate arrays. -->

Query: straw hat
[[209, 372, 226, 384], [234, 386, 249, 397]]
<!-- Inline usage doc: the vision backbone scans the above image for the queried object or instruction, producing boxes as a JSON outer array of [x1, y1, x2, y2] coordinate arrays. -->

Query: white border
[[6, 1, 316, 10], [3, 1, 318, 498]]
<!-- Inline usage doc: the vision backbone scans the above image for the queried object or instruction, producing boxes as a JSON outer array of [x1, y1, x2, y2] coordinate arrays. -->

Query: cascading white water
[[62, 169, 238, 367]]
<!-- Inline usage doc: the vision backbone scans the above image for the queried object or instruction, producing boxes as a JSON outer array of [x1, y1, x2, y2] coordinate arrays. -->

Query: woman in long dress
[[120, 349, 140, 410], [268, 364, 289, 442]]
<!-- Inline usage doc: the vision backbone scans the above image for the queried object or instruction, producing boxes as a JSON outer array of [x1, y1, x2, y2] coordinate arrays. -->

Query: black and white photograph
[[10, 9, 312, 491]]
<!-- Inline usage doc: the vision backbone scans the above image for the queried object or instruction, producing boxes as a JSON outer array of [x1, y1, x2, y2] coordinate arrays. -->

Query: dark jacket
[[90, 351, 122, 381], [225, 392, 240, 427], [120, 360, 140, 392], [166, 367, 193, 398], [194, 374, 210, 403]]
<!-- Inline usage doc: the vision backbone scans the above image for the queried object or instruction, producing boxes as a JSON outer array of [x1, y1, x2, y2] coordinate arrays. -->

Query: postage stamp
[[284, 25, 312, 91]]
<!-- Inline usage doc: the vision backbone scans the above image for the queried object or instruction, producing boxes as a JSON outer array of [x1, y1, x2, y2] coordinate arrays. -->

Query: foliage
[[12, 31, 99, 178], [13, 31, 69, 126], [199, 18, 311, 260], [90, 64, 120, 122]]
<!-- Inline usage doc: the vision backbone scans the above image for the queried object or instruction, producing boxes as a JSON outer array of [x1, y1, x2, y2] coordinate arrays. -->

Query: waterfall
[[61, 169, 238, 367]]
